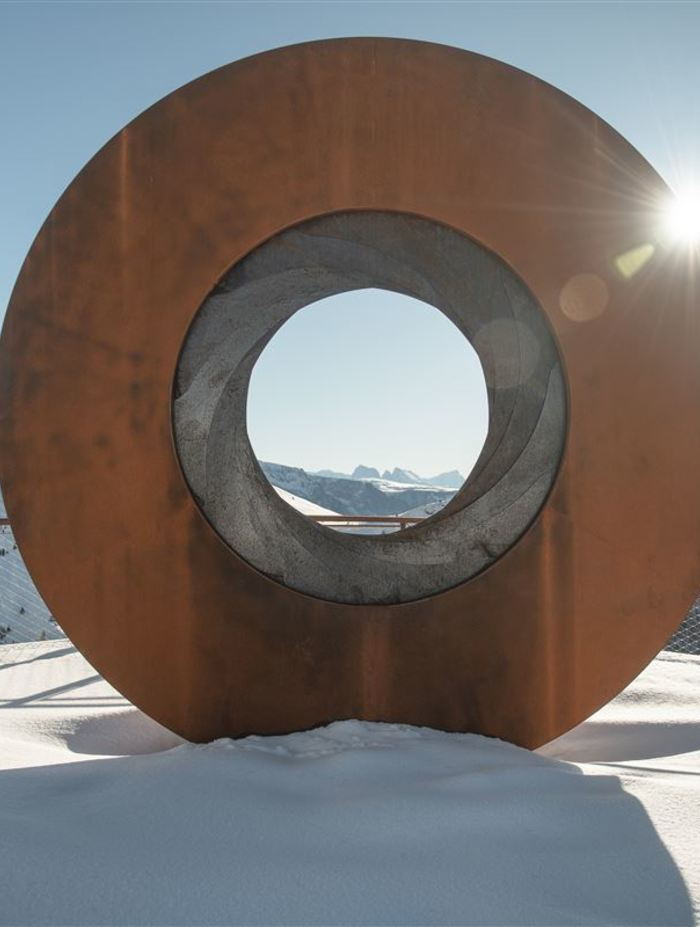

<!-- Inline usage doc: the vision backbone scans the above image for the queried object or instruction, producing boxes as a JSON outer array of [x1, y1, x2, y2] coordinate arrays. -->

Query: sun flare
[[662, 187, 700, 246]]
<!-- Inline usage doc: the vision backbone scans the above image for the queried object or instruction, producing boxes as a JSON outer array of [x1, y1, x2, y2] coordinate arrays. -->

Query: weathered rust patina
[[1, 39, 698, 746]]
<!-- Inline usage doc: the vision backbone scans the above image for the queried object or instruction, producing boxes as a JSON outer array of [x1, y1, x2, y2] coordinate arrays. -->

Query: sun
[[662, 187, 700, 246]]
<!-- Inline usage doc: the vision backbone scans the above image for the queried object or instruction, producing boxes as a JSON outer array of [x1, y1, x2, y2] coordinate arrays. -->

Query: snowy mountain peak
[[381, 467, 422, 484], [424, 470, 466, 490]]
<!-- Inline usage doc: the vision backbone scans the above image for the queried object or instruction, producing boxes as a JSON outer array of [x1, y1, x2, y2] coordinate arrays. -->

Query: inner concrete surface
[[173, 212, 566, 605]]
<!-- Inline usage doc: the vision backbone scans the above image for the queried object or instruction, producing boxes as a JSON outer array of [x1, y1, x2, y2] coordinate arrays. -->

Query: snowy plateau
[[0, 642, 699, 925]]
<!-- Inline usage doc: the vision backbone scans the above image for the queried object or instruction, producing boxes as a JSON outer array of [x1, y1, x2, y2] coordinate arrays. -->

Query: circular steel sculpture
[[1, 39, 698, 747]]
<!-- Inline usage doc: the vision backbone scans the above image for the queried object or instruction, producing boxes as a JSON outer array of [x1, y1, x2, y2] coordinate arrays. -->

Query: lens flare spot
[[560, 273, 609, 323], [614, 243, 655, 280]]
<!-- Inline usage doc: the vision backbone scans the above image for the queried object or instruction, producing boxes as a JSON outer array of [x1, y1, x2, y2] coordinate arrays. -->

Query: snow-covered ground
[[0, 642, 698, 925]]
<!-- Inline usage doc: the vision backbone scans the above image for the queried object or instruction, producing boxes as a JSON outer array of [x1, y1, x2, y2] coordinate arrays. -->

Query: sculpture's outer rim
[[1, 38, 698, 747]]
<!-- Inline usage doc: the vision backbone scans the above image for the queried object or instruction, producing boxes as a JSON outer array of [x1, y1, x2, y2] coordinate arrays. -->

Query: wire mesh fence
[[0, 525, 64, 646], [665, 597, 700, 655]]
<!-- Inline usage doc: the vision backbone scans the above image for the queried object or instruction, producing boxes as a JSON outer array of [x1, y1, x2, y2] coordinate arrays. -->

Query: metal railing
[[308, 514, 425, 531]]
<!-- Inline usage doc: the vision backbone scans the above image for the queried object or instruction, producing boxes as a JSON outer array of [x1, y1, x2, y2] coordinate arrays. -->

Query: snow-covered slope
[[273, 486, 339, 517], [398, 497, 451, 520], [0, 642, 698, 925]]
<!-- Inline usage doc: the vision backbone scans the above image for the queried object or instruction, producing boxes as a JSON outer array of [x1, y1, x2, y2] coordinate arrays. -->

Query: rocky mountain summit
[[312, 465, 465, 491], [352, 465, 381, 480]]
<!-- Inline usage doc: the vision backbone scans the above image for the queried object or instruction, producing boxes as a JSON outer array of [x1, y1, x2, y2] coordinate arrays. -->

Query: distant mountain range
[[314, 465, 465, 490], [260, 462, 457, 517]]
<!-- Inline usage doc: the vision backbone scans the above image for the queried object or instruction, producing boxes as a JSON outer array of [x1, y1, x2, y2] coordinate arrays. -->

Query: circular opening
[[246, 288, 489, 535], [173, 210, 566, 605]]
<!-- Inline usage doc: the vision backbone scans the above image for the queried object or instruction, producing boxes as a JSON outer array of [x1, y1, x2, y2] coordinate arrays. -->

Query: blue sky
[[247, 291, 489, 478], [2, 1, 698, 475]]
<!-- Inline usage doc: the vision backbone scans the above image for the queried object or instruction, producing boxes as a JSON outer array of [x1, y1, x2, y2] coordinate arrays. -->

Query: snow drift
[[0, 642, 698, 925]]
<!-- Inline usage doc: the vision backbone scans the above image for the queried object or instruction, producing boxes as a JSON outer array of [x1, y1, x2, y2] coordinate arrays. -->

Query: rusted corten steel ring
[[1, 39, 699, 747]]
